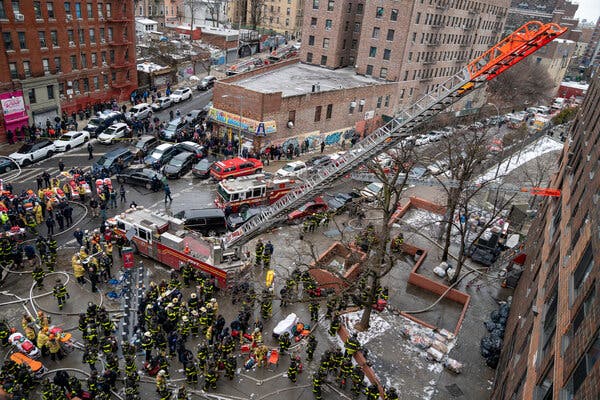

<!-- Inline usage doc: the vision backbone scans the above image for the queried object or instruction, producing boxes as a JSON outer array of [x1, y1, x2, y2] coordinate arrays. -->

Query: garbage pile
[[399, 324, 464, 374], [480, 302, 510, 368]]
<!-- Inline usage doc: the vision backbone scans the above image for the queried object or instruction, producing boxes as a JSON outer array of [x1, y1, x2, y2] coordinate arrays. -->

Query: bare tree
[[248, 0, 265, 30], [183, 0, 203, 29]]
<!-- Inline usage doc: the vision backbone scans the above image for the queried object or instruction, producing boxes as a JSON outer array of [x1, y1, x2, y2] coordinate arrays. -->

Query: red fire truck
[[215, 174, 298, 213], [112, 207, 245, 288]]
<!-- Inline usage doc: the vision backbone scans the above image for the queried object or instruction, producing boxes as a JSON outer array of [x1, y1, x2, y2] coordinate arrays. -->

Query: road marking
[[60, 151, 107, 158]]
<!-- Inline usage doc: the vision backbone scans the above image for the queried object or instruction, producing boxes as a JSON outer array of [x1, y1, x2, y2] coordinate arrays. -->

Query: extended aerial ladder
[[223, 21, 567, 248]]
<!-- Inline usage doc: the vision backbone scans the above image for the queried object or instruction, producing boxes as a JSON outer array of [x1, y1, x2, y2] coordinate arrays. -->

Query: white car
[[53, 131, 90, 152], [126, 103, 153, 121], [427, 131, 444, 142], [415, 135, 430, 146], [276, 161, 308, 177], [98, 123, 131, 144], [9, 140, 56, 166], [359, 182, 383, 201], [170, 87, 192, 103], [151, 97, 173, 111]]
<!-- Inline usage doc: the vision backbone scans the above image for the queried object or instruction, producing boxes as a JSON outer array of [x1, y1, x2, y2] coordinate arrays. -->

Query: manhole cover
[[446, 384, 464, 397]]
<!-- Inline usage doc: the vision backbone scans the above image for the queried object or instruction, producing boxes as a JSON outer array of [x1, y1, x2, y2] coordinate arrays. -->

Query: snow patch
[[342, 310, 391, 344]]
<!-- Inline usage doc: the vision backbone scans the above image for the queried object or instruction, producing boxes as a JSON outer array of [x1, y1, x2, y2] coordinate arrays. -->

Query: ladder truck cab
[[215, 174, 298, 213], [112, 207, 244, 288]]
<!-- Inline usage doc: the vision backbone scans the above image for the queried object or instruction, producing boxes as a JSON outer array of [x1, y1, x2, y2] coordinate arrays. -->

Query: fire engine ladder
[[223, 21, 567, 249]]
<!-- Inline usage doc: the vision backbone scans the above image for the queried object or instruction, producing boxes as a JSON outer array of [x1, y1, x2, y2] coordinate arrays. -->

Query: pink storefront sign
[[1, 91, 29, 132]]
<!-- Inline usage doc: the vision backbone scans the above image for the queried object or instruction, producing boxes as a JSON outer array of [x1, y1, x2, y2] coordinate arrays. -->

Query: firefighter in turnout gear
[[262, 240, 273, 268], [365, 383, 380, 400], [260, 291, 272, 320], [351, 365, 365, 397], [142, 331, 154, 362], [306, 335, 318, 361], [184, 362, 198, 384], [309, 299, 320, 322], [254, 239, 264, 267], [312, 371, 324, 400], [203, 363, 217, 391], [329, 313, 341, 336], [339, 358, 353, 388], [52, 279, 68, 309], [385, 387, 399, 400], [32, 265, 45, 289], [225, 355, 236, 380], [344, 333, 361, 357], [279, 332, 291, 354], [287, 359, 299, 383]]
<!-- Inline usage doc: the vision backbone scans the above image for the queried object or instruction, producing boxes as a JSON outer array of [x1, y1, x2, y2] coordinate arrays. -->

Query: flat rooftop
[[232, 63, 385, 97]]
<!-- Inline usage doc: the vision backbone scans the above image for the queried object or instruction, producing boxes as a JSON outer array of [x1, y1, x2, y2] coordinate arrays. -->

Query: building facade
[[491, 68, 600, 400], [0, 0, 138, 141], [227, 0, 304, 39], [300, 0, 509, 108], [582, 18, 600, 69], [134, 0, 165, 27]]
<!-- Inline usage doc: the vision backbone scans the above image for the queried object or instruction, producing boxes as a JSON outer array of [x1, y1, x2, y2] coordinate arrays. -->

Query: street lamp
[[221, 94, 243, 157]]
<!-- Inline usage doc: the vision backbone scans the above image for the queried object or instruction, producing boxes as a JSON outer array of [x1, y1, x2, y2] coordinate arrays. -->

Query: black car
[[0, 158, 17, 174], [174, 208, 227, 237], [192, 158, 212, 179], [116, 168, 163, 191], [163, 151, 195, 179], [226, 206, 268, 231], [176, 141, 205, 159], [307, 155, 332, 167], [325, 192, 361, 214]]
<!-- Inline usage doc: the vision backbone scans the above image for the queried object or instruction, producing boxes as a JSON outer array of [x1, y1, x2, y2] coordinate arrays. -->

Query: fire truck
[[113, 207, 244, 288], [214, 174, 298, 213]]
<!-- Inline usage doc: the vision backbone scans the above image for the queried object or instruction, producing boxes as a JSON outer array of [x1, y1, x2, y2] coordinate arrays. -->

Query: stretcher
[[267, 349, 279, 367], [9, 332, 41, 359], [273, 312, 298, 339], [10, 352, 47, 378]]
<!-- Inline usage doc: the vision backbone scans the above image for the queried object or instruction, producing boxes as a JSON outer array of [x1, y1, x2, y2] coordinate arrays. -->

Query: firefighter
[[47, 235, 57, 256], [344, 333, 361, 358], [306, 335, 318, 361], [188, 292, 199, 310], [141, 331, 154, 362], [203, 363, 217, 391], [287, 359, 299, 383], [198, 307, 209, 334], [48, 334, 62, 361], [279, 332, 291, 354], [184, 361, 198, 384], [87, 371, 98, 397], [351, 365, 365, 397], [365, 383, 380, 400], [309, 299, 320, 322], [254, 239, 264, 267], [260, 293, 272, 320], [156, 370, 171, 400], [339, 358, 352, 388], [36, 327, 50, 356], [385, 387, 399, 400], [178, 315, 191, 339], [378, 286, 389, 301], [181, 262, 192, 287], [52, 279, 68, 310], [83, 346, 98, 372], [32, 264, 45, 289], [262, 240, 273, 268], [37, 310, 50, 330], [225, 355, 236, 380], [329, 313, 341, 336], [312, 371, 324, 400], [197, 343, 208, 371]]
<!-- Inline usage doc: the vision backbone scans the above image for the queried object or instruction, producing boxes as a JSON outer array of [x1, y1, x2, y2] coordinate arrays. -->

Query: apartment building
[[227, 0, 304, 39], [491, 69, 600, 400], [300, 0, 509, 107], [0, 0, 137, 140], [134, 0, 165, 27]]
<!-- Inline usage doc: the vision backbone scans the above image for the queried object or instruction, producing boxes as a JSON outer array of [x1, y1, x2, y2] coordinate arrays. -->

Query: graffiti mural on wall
[[263, 128, 356, 150]]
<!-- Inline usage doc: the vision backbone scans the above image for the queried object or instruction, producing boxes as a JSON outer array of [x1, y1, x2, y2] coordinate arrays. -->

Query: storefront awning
[[207, 107, 276, 136]]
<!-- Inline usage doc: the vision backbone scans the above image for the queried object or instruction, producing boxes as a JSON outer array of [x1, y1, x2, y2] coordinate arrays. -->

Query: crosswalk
[[12, 166, 93, 183]]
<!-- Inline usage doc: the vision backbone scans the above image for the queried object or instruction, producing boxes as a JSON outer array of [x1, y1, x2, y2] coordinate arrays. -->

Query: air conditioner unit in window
[[104, 84, 109, 89], [101, 39, 106, 44], [75, 90, 81, 95], [69, 41, 75, 46], [66, 14, 72, 20], [14, 13, 24, 21]]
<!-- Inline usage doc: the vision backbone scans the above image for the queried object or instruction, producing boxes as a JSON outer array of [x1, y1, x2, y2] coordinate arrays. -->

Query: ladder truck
[[221, 21, 567, 249]]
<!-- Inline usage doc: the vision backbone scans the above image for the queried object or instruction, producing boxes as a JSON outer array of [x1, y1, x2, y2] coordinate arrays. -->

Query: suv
[[133, 135, 159, 157], [276, 161, 307, 177], [170, 87, 192, 103], [151, 97, 173, 111], [98, 122, 131, 144], [92, 147, 133, 175], [126, 103, 152, 121], [144, 143, 179, 167], [84, 111, 124, 137], [9, 140, 56, 166], [176, 141, 204, 159], [197, 76, 216, 91], [174, 208, 227, 236], [209, 157, 263, 180], [160, 118, 188, 141]]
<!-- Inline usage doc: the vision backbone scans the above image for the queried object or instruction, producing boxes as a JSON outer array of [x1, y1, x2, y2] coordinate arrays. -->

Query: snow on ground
[[343, 310, 391, 345], [399, 209, 443, 232], [477, 136, 563, 183]]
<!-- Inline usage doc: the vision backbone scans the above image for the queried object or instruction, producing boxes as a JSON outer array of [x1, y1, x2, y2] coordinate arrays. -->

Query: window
[[349, 101, 355, 114], [391, 8, 398, 21], [380, 68, 388, 79], [351, 39, 357, 49], [412, 32, 417, 42], [9, 63, 17, 78], [325, 19, 332, 30], [288, 110, 296, 124], [369, 46, 377, 57], [99, 27, 104, 41], [42, 58, 49, 73], [573, 244, 593, 296], [28, 88, 36, 104], [75, 2, 81, 18], [91, 52, 97, 66], [105, 2, 110, 17], [366, 64, 373, 75], [89, 28, 96, 43], [34, 1, 41, 18], [54, 56, 61, 72], [47, 85, 54, 99], [356, 3, 363, 14], [376, 96, 382, 108], [372, 27, 380, 39], [79, 29, 85, 44], [383, 49, 391, 60], [2, 32, 13, 50], [103, 74, 108, 86], [17, 31, 26, 49], [97, 3, 103, 17], [306, 52, 313, 63], [542, 283, 558, 355], [12, 0, 20, 14], [64, 2, 71, 14], [50, 31, 58, 46], [93, 76, 99, 90], [0, 1, 5, 18], [536, 363, 553, 400], [354, 22, 361, 32], [312, 0, 319, 9], [326, 104, 332, 119], [46, 2, 54, 17], [572, 286, 595, 335], [327, 0, 334, 11], [67, 29, 74, 43], [375, 7, 384, 18], [108, 27, 113, 41], [81, 54, 87, 68], [39, 31, 47, 48], [564, 333, 600, 399], [415, 12, 421, 24], [320, 55, 327, 65], [73, 80, 79, 93], [83, 77, 89, 92], [109, 49, 115, 63], [70, 55, 77, 70], [308, 35, 315, 45], [23, 60, 30, 77], [358, 101, 364, 112], [387, 29, 395, 41], [314, 105, 322, 122], [347, 2, 351, 12], [86, 2, 92, 17], [322, 38, 329, 49], [384, 95, 390, 106], [310, 17, 317, 27]]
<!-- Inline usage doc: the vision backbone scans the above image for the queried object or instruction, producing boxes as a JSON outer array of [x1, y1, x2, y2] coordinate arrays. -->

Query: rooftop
[[135, 18, 158, 25], [232, 63, 386, 97], [201, 26, 239, 37]]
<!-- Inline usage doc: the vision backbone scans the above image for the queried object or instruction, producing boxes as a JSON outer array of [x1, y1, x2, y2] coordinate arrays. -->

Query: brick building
[[491, 68, 600, 400], [209, 59, 397, 149], [134, 0, 165, 28], [227, 0, 304, 39], [300, 0, 509, 107], [0, 0, 137, 142]]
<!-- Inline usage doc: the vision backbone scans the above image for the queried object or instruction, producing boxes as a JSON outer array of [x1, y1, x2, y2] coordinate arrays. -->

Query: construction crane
[[223, 21, 567, 249]]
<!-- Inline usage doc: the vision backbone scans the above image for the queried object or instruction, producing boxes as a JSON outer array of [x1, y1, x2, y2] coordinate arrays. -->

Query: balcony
[[110, 61, 133, 69], [426, 41, 440, 47], [107, 15, 128, 22]]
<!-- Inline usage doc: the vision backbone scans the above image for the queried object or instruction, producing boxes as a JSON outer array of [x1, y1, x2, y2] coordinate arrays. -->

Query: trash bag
[[488, 336, 503, 353], [498, 317, 507, 326], [490, 310, 500, 323], [499, 304, 510, 318], [486, 354, 499, 369], [484, 321, 496, 332], [480, 347, 491, 358], [491, 328, 505, 339]]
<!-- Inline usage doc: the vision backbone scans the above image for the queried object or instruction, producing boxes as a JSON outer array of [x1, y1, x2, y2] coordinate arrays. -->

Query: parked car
[[226, 206, 267, 230], [414, 135, 430, 146], [359, 182, 383, 201], [163, 151, 195, 179], [173, 208, 227, 236], [276, 161, 308, 178], [170, 87, 192, 103], [126, 103, 152, 121], [84, 111, 125, 137], [426, 159, 449, 176], [184, 109, 206, 126], [288, 197, 328, 222], [151, 97, 173, 111], [197, 76, 216, 91], [144, 143, 179, 167], [9, 140, 56, 166], [92, 147, 134, 175], [427, 131, 444, 142], [160, 118, 187, 141], [116, 168, 163, 191], [306, 155, 332, 170], [53, 131, 90, 152], [325, 192, 360, 214], [176, 141, 205, 159], [132, 135, 159, 158], [192, 158, 213, 179], [98, 122, 131, 144], [0, 158, 18, 174]]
